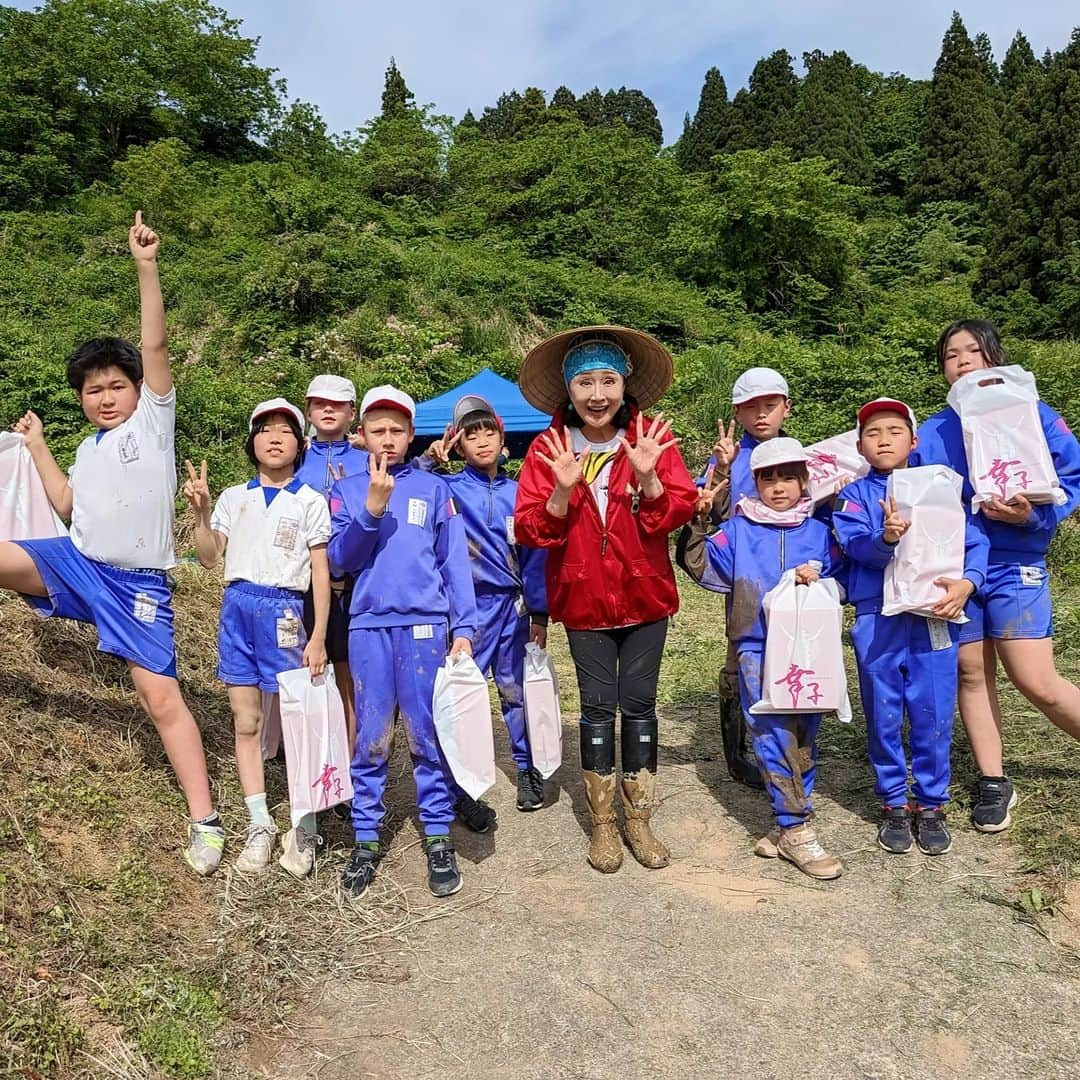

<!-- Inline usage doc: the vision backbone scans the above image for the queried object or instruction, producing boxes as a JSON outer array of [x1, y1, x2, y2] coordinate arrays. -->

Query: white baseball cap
[[857, 397, 917, 431], [732, 367, 790, 405], [305, 374, 357, 403], [750, 437, 807, 472], [360, 384, 416, 421], [250, 397, 304, 430], [452, 394, 499, 428]]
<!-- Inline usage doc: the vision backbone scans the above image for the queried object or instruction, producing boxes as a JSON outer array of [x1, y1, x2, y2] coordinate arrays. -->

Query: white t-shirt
[[571, 428, 625, 524], [210, 479, 331, 592], [69, 385, 177, 570]]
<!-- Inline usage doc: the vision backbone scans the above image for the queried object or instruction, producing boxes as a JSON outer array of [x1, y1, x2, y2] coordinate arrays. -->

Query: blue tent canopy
[[413, 368, 551, 457]]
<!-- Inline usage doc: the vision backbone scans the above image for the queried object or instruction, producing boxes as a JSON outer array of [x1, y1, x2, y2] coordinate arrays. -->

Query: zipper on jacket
[[780, 527, 786, 570], [487, 476, 494, 527]]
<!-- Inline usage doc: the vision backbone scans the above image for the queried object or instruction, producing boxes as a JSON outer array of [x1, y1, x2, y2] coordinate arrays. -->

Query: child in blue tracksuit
[[421, 394, 549, 822], [912, 319, 1080, 833], [833, 398, 988, 857], [329, 385, 477, 900], [680, 438, 844, 881]]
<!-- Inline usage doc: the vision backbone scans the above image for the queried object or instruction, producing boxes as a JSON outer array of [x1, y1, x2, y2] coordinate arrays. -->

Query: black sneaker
[[454, 793, 497, 833], [516, 767, 544, 811], [972, 776, 1017, 833], [425, 837, 462, 897], [877, 805, 913, 854], [341, 843, 380, 899], [914, 808, 952, 856]]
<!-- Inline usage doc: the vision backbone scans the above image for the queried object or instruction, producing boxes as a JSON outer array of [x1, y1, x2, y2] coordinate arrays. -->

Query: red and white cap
[[857, 397, 917, 430], [250, 397, 304, 430], [749, 437, 807, 472], [305, 374, 357, 403], [732, 367, 789, 405], [360, 384, 416, 421]]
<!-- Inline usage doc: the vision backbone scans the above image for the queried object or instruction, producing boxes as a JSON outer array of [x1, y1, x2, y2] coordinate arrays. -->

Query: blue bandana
[[562, 340, 631, 384]]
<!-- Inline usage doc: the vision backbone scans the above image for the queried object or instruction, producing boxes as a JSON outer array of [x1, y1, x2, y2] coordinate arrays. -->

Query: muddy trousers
[[347, 625, 455, 842], [565, 619, 668, 775], [850, 612, 957, 810], [720, 638, 760, 783], [737, 647, 821, 829]]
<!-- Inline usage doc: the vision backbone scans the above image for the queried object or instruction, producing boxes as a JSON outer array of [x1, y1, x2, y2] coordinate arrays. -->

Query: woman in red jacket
[[516, 326, 697, 873]]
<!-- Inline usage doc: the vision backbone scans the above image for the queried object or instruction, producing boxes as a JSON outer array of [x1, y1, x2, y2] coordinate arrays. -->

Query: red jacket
[[514, 409, 698, 630]]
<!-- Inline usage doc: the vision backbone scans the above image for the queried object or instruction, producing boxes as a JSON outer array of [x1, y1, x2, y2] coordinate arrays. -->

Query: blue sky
[[15, 1, 1080, 142]]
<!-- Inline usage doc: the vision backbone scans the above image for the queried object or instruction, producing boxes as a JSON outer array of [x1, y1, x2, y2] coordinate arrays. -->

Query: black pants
[[566, 619, 668, 775]]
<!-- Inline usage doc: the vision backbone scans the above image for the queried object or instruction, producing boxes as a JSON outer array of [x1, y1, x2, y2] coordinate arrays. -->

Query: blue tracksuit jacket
[[297, 438, 369, 499]]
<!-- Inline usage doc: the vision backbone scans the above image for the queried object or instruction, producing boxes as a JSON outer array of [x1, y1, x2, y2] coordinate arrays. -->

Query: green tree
[[731, 50, 799, 150], [601, 87, 662, 147], [477, 91, 523, 139], [380, 57, 414, 119], [575, 87, 605, 127], [549, 85, 577, 113], [794, 50, 873, 185], [676, 67, 740, 172], [909, 12, 1002, 206], [864, 73, 930, 197]]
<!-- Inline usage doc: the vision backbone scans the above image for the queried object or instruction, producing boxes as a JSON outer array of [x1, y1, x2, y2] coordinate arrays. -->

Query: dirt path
[[247, 720, 1080, 1080]]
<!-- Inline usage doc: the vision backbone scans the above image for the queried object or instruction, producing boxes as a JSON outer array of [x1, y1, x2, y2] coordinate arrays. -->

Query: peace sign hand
[[183, 459, 210, 519], [620, 412, 681, 486], [366, 452, 394, 516], [878, 496, 910, 545], [425, 423, 463, 466], [695, 465, 729, 518], [128, 210, 160, 262], [712, 418, 739, 470], [536, 428, 582, 493]]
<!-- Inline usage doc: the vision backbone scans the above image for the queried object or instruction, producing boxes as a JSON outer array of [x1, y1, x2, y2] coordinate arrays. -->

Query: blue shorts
[[15, 536, 177, 677], [217, 581, 306, 693], [959, 560, 1053, 644]]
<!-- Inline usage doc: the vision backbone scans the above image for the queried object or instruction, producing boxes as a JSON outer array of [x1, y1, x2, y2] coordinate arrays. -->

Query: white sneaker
[[279, 826, 322, 878], [235, 823, 278, 872], [185, 823, 225, 877]]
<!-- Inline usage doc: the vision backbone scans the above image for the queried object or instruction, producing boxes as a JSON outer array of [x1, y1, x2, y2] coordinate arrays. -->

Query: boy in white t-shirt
[[0, 213, 224, 875], [185, 399, 331, 878]]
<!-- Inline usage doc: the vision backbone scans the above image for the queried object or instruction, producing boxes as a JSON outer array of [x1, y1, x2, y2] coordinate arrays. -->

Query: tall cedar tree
[[601, 87, 663, 147], [380, 57, 414, 118], [730, 49, 799, 150], [978, 32, 1044, 308], [909, 12, 1002, 206], [794, 50, 873, 186], [676, 67, 740, 171]]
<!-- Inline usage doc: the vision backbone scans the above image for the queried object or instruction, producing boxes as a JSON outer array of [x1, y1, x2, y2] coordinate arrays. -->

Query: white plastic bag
[[750, 572, 851, 721], [277, 667, 354, 826], [0, 432, 67, 541], [947, 365, 1065, 508], [432, 655, 496, 799], [883, 465, 968, 623], [523, 643, 563, 779], [804, 429, 869, 507]]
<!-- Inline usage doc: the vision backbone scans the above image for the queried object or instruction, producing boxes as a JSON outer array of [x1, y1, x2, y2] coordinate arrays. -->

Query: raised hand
[[182, 459, 210, 518], [12, 410, 44, 449], [878, 495, 910, 545], [931, 577, 975, 621], [128, 210, 159, 262], [712, 418, 739, 470], [982, 494, 1032, 525], [620, 411, 680, 484], [347, 428, 365, 450], [425, 423, 463, 466], [695, 464, 729, 518], [365, 451, 394, 516], [536, 428, 582, 492]]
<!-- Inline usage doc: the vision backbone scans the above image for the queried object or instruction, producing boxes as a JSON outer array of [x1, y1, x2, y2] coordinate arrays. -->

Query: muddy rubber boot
[[620, 719, 670, 869], [580, 720, 622, 873]]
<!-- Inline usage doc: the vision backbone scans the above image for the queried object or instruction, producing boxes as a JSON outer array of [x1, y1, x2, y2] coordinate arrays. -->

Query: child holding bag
[[679, 438, 843, 880], [186, 399, 331, 877]]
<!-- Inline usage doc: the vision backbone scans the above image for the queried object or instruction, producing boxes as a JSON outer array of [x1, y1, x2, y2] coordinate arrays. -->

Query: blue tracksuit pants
[[850, 612, 958, 809], [348, 624, 455, 841], [737, 648, 821, 829], [472, 591, 531, 771]]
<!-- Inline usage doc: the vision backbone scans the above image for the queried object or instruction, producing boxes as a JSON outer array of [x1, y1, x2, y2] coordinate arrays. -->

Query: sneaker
[[185, 822, 225, 877], [877, 805, 913, 854], [753, 826, 781, 858], [341, 843, 381, 900], [777, 823, 843, 880], [914, 808, 952, 856], [972, 776, 1017, 833], [454, 793, 497, 833], [516, 767, 544, 812], [235, 823, 278, 872], [425, 837, 463, 897], [278, 826, 322, 878]]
